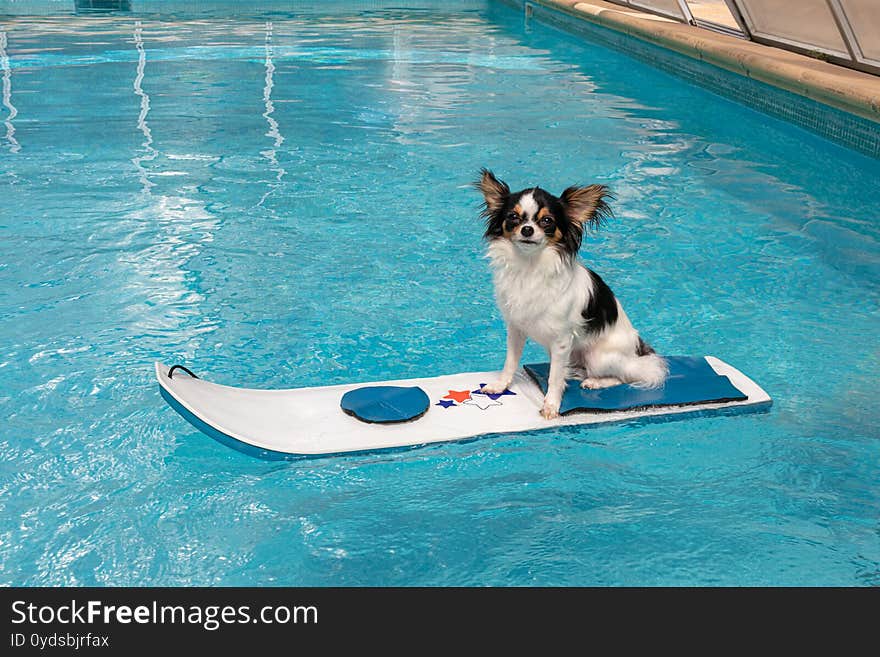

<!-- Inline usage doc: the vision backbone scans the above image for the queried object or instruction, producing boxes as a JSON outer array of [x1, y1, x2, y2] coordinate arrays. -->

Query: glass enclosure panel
[[685, 0, 739, 29], [736, 0, 849, 54], [838, 0, 880, 61], [685, 0, 740, 30], [628, 1, 688, 21]]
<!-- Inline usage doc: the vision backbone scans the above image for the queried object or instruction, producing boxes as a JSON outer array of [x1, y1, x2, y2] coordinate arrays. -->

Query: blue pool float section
[[524, 356, 747, 416], [340, 385, 431, 424]]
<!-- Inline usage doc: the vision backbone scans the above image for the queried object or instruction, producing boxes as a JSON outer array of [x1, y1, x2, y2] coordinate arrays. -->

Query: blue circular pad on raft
[[340, 385, 430, 424]]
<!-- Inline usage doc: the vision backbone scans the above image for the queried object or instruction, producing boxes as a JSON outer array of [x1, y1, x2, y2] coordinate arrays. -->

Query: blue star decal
[[472, 384, 517, 401], [435, 399, 456, 408]]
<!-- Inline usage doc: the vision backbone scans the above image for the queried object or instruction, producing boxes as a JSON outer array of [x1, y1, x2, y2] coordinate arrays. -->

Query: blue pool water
[[1, 0, 879, 586]]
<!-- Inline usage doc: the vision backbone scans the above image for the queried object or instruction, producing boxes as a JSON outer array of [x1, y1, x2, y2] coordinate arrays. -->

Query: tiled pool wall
[[499, 0, 880, 159]]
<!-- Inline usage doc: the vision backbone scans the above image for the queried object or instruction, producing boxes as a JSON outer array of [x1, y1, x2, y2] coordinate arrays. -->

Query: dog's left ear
[[560, 184, 614, 229], [475, 168, 510, 216]]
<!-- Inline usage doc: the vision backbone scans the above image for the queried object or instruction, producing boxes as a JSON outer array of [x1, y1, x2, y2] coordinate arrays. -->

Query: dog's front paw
[[480, 380, 510, 395], [540, 398, 560, 420]]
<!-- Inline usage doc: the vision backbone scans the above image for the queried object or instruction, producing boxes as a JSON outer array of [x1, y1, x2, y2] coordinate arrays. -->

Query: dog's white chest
[[491, 255, 585, 347]]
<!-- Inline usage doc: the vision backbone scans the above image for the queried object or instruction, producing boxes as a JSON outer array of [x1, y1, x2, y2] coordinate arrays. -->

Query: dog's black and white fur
[[476, 169, 667, 419]]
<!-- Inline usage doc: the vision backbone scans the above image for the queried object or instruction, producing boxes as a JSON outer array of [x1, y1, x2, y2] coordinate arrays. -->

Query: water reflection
[[131, 21, 156, 195], [0, 31, 20, 154], [258, 20, 286, 207], [122, 20, 219, 355]]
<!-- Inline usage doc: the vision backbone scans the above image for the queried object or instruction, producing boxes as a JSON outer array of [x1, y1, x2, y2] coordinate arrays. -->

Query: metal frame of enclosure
[[604, 0, 880, 75]]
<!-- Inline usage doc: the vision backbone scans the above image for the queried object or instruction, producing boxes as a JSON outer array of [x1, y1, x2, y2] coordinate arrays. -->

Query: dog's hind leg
[[585, 350, 668, 390], [580, 376, 623, 389]]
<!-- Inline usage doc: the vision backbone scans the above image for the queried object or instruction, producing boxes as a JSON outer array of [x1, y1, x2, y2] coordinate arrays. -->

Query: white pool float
[[155, 355, 771, 459]]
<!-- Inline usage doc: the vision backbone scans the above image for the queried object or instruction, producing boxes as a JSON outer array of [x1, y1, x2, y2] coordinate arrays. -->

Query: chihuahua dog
[[476, 169, 667, 419]]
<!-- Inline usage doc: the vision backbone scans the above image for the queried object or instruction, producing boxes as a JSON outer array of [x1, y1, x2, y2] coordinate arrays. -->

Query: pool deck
[[527, 0, 880, 125]]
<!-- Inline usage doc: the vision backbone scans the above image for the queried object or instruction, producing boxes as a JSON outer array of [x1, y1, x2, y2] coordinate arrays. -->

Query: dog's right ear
[[475, 168, 509, 216], [560, 184, 614, 230]]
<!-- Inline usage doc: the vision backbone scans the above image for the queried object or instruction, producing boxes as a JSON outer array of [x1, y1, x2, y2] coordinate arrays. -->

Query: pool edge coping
[[518, 0, 880, 126]]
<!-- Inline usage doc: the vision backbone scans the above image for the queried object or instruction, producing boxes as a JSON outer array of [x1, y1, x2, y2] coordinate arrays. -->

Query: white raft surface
[[155, 357, 771, 457]]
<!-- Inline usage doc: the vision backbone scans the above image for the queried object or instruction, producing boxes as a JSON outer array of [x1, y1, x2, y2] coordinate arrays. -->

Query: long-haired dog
[[476, 169, 667, 419]]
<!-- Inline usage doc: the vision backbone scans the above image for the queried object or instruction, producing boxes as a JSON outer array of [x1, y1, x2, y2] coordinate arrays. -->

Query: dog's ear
[[475, 168, 510, 216], [560, 184, 614, 229]]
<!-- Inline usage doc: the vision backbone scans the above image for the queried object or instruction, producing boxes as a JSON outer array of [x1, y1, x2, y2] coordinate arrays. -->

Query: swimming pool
[[1, 0, 878, 586]]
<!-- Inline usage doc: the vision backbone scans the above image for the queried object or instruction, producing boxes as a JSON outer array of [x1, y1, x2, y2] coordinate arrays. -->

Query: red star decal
[[443, 389, 472, 404]]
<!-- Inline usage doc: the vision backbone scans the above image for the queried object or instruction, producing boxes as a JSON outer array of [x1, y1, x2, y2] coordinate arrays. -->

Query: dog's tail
[[625, 353, 668, 389]]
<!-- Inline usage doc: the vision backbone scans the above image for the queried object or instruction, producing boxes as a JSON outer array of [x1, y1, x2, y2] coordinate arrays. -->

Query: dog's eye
[[538, 216, 554, 226], [506, 212, 520, 223]]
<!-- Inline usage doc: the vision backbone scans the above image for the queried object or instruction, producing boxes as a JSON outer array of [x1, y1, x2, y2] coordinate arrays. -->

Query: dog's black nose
[[520, 225, 534, 237]]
